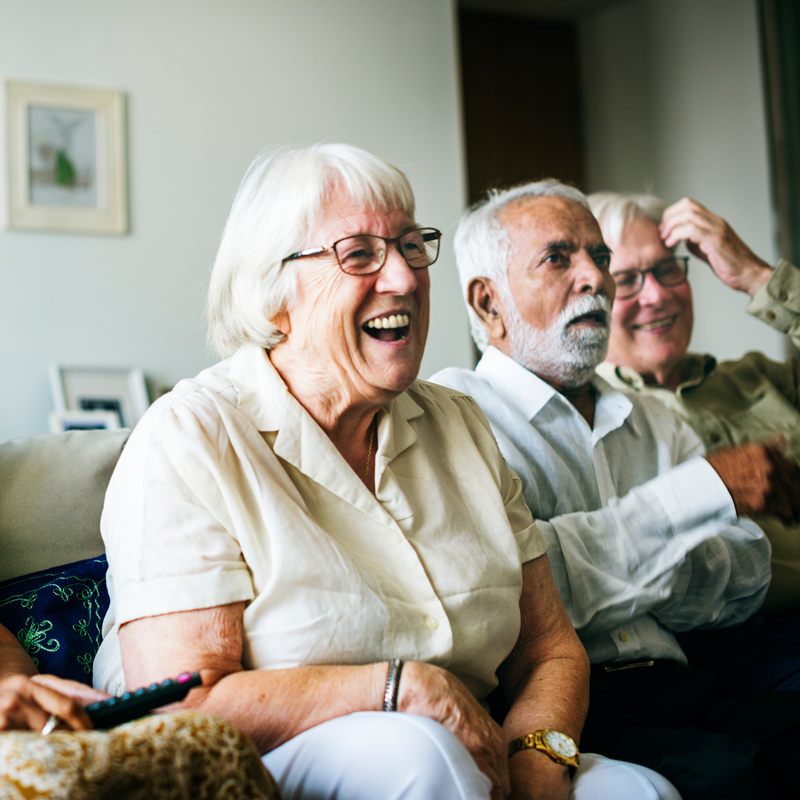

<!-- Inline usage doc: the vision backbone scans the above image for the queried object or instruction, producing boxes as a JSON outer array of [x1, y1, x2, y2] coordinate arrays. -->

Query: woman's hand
[[0, 674, 107, 732], [398, 661, 511, 800], [30, 674, 111, 705]]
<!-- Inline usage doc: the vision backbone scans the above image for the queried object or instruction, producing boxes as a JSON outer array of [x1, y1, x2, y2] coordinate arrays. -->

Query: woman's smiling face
[[271, 198, 431, 408]]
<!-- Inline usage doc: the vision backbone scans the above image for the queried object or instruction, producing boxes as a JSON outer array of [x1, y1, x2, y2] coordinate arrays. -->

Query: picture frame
[[48, 409, 121, 433], [49, 365, 149, 430], [5, 80, 128, 234]]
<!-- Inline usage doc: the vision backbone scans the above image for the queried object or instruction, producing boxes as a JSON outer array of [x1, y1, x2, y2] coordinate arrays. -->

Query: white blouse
[[94, 344, 547, 697]]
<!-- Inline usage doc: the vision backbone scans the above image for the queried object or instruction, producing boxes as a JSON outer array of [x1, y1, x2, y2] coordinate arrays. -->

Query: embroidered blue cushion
[[0, 556, 109, 684]]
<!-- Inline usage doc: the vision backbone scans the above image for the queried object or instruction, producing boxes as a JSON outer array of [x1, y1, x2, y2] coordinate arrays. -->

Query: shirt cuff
[[748, 259, 800, 333], [647, 456, 737, 532], [517, 520, 550, 563]]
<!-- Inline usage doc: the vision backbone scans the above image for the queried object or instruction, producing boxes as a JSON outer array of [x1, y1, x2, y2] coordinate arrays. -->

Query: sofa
[[0, 428, 130, 682], [0, 429, 285, 799]]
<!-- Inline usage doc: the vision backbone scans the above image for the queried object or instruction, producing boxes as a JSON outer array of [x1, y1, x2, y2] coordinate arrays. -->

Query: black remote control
[[85, 671, 202, 729]]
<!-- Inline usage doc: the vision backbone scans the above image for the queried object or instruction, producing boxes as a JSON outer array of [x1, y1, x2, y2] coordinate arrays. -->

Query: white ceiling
[[459, 0, 627, 21]]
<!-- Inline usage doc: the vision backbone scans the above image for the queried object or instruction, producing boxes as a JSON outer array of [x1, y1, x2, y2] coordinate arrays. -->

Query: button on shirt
[[93, 344, 547, 697], [430, 347, 769, 665]]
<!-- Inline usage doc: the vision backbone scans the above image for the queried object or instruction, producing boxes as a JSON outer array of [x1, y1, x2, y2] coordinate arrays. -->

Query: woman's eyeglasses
[[281, 228, 442, 276]]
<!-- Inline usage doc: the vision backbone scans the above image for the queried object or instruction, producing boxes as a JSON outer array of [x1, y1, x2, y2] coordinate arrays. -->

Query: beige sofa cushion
[[0, 429, 129, 582]]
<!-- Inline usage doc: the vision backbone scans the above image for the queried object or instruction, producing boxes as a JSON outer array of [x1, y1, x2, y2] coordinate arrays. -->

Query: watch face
[[543, 730, 577, 758]]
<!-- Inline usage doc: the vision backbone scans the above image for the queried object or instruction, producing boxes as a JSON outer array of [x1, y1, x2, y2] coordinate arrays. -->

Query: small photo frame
[[49, 365, 149, 430], [5, 80, 128, 234], [48, 409, 121, 433]]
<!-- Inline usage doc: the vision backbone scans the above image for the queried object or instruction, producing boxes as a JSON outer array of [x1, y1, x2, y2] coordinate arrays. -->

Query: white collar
[[474, 346, 638, 440]]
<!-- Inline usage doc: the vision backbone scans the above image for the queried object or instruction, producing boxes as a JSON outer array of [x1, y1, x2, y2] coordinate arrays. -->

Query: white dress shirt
[[430, 347, 770, 665], [94, 343, 547, 696]]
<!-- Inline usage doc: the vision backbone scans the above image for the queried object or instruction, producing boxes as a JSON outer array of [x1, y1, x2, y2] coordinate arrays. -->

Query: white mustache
[[560, 294, 612, 329]]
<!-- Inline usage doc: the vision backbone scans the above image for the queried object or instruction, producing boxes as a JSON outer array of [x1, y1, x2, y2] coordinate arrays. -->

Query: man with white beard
[[429, 180, 800, 800]]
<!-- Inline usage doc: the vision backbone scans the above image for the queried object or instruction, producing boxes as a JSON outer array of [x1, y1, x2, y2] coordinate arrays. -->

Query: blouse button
[[618, 631, 630, 643], [766, 310, 776, 321], [425, 615, 439, 630], [779, 291, 789, 302], [709, 432, 722, 445]]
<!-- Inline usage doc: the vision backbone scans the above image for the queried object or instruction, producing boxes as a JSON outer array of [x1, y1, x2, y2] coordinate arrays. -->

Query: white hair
[[587, 192, 667, 249], [207, 142, 416, 358], [454, 179, 591, 352]]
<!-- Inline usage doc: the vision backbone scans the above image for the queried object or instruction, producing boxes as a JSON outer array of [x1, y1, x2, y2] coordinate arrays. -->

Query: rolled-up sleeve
[[102, 394, 255, 626]]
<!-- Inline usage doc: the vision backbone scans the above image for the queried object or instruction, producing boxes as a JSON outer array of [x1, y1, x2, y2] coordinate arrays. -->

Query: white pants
[[262, 712, 681, 800]]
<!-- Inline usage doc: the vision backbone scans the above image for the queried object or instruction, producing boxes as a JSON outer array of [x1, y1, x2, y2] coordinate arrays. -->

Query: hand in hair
[[660, 198, 772, 296]]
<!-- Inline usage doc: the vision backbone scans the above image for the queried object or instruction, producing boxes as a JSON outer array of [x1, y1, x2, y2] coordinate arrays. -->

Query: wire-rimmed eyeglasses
[[281, 228, 442, 276], [612, 256, 689, 299]]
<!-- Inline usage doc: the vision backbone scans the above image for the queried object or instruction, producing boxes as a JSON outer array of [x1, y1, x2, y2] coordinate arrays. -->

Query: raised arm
[[746, 258, 800, 351], [659, 197, 772, 296]]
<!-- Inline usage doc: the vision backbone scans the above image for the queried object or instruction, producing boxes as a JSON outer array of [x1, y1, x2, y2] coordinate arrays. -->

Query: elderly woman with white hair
[[93, 143, 678, 800]]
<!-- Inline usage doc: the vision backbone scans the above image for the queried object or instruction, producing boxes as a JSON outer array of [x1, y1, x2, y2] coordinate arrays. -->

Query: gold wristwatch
[[508, 729, 580, 771]]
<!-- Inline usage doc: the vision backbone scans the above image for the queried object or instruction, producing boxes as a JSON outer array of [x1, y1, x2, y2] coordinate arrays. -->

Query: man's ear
[[467, 277, 506, 343]]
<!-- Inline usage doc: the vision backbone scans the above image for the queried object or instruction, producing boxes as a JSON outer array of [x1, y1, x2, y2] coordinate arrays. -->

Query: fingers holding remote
[[0, 674, 95, 732]]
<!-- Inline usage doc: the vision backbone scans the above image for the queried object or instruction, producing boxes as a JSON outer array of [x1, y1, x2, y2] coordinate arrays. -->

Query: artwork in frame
[[49, 365, 149, 430], [48, 410, 121, 433], [5, 80, 128, 234]]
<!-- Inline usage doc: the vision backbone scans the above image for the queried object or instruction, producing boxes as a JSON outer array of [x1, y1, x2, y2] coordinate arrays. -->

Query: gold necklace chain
[[365, 418, 375, 484]]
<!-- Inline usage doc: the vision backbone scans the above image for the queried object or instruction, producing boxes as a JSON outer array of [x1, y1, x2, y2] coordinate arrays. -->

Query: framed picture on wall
[[48, 409, 121, 433], [49, 365, 149, 429], [4, 80, 128, 234]]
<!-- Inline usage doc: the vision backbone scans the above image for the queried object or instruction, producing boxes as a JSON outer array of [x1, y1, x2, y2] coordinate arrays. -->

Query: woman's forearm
[[182, 662, 388, 753], [119, 604, 390, 754]]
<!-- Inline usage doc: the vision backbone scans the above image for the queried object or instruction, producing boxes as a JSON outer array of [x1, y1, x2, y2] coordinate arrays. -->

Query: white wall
[[580, 0, 785, 362], [0, 0, 472, 442]]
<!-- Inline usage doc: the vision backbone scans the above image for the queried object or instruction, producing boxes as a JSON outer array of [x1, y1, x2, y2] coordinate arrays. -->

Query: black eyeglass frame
[[611, 256, 690, 299], [280, 227, 442, 275]]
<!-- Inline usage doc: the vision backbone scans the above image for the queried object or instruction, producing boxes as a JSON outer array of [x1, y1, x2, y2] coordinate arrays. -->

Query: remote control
[[85, 671, 202, 729]]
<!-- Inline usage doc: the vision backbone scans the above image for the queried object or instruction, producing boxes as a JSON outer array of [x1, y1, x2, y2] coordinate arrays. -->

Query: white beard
[[506, 293, 612, 388]]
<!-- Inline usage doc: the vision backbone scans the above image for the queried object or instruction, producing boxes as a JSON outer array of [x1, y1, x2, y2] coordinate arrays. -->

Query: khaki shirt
[[598, 259, 800, 611]]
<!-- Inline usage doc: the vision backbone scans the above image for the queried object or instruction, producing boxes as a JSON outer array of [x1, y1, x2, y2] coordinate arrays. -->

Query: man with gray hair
[[429, 180, 800, 800], [591, 192, 800, 614]]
